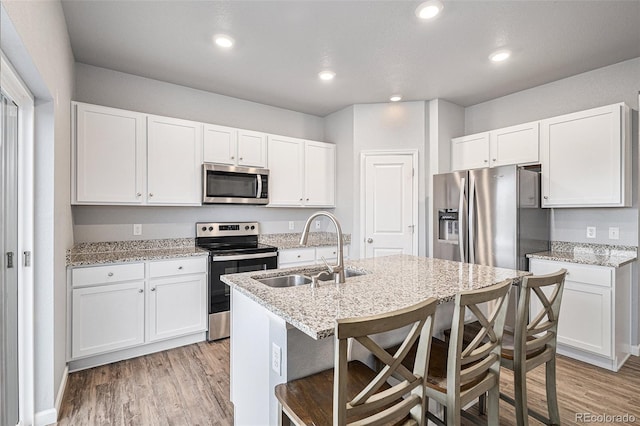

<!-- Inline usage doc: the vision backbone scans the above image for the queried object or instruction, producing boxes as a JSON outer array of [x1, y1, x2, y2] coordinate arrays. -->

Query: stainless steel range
[[196, 222, 278, 340]]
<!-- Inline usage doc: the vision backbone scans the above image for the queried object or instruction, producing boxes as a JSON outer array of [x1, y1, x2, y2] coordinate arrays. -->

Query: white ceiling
[[61, 1, 640, 117]]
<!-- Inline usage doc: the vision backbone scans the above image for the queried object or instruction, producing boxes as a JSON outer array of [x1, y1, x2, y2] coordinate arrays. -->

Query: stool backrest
[[447, 280, 512, 401], [516, 269, 567, 360], [334, 297, 438, 426]]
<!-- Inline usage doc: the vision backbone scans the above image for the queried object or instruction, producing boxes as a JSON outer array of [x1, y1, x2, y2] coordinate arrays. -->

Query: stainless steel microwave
[[202, 163, 269, 204]]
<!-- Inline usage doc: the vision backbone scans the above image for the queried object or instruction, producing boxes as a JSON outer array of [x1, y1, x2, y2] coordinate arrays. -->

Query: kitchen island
[[221, 254, 529, 426]]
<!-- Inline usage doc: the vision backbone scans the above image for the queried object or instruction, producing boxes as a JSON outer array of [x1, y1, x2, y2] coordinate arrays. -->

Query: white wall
[[72, 64, 336, 242], [352, 101, 427, 258], [2, 0, 75, 423]]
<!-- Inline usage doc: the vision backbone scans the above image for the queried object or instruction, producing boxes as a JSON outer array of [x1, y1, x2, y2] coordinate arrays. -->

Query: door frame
[[1, 50, 35, 426], [359, 150, 419, 258]]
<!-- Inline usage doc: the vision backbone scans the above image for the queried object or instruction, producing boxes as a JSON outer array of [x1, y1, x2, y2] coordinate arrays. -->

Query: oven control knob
[[245, 225, 250, 230], [251, 225, 255, 230], [201, 226, 207, 231], [209, 226, 214, 231]]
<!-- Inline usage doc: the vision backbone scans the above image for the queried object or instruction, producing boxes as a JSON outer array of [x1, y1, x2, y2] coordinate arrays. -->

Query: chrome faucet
[[300, 211, 345, 284]]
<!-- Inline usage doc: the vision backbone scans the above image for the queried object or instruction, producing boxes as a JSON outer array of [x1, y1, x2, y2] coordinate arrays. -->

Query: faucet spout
[[300, 211, 345, 284]]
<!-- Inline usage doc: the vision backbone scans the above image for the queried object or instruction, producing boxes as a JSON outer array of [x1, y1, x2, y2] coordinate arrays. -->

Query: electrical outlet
[[586, 226, 596, 239], [133, 224, 142, 236], [272, 343, 281, 375], [315, 220, 321, 230], [288, 221, 295, 231], [609, 227, 620, 240]]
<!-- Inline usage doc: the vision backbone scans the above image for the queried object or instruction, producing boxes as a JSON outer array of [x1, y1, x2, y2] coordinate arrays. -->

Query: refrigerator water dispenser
[[438, 209, 459, 242]]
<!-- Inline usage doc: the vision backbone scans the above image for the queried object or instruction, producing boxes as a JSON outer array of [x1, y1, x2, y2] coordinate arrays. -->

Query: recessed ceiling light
[[390, 95, 402, 102], [214, 34, 234, 49], [318, 70, 336, 81], [489, 49, 511, 63], [415, 0, 443, 20]]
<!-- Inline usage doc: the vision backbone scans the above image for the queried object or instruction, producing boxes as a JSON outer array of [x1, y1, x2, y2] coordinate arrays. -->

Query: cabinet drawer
[[149, 257, 207, 278], [530, 259, 611, 287], [278, 248, 315, 265], [72, 263, 145, 287]]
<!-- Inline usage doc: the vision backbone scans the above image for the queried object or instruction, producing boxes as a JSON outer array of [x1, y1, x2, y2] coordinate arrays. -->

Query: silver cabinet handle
[[483, 159, 488, 163], [138, 289, 143, 293], [367, 238, 373, 243], [231, 156, 235, 160], [543, 196, 548, 200], [306, 198, 309, 201], [239, 157, 243, 160], [107, 272, 114, 277], [151, 287, 156, 291], [149, 193, 154, 197], [178, 266, 183, 270], [297, 255, 301, 258], [136, 193, 142, 197], [299, 198, 303, 201], [492, 158, 497, 161]]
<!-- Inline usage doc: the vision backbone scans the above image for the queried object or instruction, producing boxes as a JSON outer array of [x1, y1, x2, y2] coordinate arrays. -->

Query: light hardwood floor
[[58, 340, 640, 425]]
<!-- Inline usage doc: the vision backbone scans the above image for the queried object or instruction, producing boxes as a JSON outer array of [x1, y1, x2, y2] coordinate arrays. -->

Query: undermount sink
[[256, 268, 369, 288], [257, 274, 312, 288]]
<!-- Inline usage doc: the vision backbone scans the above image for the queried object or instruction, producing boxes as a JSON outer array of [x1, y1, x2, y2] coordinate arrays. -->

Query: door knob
[[367, 238, 373, 243]]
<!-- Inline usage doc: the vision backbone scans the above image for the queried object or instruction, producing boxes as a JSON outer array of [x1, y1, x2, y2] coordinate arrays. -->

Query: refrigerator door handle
[[458, 177, 466, 262], [469, 175, 476, 264]]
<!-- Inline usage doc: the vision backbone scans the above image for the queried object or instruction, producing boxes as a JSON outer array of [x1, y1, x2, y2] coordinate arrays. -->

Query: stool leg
[[546, 357, 561, 425], [478, 392, 486, 414], [487, 386, 500, 425], [514, 361, 529, 426]]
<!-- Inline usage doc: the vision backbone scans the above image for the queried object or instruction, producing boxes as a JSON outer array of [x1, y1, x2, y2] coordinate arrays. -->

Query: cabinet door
[[237, 130, 267, 167], [147, 274, 207, 342], [541, 103, 630, 207], [72, 281, 145, 358], [451, 133, 490, 171], [147, 115, 202, 205], [304, 141, 336, 207], [203, 124, 237, 165], [278, 247, 316, 268], [490, 121, 539, 167], [267, 135, 304, 206], [74, 103, 146, 204]]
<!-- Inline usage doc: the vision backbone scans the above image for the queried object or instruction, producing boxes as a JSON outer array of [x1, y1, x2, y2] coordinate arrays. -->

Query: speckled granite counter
[[66, 238, 209, 267], [259, 232, 351, 249], [221, 254, 529, 340], [527, 241, 637, 268]]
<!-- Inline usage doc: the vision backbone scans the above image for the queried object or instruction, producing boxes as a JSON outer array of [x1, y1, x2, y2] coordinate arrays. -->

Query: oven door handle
[[211, 252, 278, 262]]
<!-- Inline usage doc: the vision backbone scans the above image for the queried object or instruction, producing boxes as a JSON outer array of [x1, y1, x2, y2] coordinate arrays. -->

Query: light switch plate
[[272, 343, 281, 375], [609, 227, 620, 240], [315, 220, 321, 230], [586, 226, 596, 239], [288, 221, 295, 231], [133, 224, 142, 236]]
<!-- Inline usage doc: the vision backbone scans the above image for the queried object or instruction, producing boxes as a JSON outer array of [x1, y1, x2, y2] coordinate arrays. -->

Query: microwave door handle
[[256, 174, 262, 198]]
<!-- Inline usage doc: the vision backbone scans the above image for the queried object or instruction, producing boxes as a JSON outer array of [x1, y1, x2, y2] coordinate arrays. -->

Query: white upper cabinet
[[540, 103, 630, 208], [267, 135, 335, 207], [451, 133, 490, 171], [147, 115, 202, 205], [304, 141, 336, 206], [451, 121, 539, 171], [490, 121, 539, 167], [73, 102, 203, 206], [267, 135, 305, 206], [73, 103, 146, 204], [203, 124, 267, 168]]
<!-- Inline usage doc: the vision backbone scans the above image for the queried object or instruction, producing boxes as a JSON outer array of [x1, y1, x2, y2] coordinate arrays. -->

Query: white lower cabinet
[[278, 245, 350, 268], [68, 257, 207, 369], [529, 258, 632, 371]]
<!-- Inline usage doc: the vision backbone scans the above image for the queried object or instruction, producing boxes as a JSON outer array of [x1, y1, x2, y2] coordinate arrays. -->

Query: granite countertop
[[259, 232, 351, 250], [221, 254, 529, 340], [67, 238, 209, 267], [527, 241, 637, 268]]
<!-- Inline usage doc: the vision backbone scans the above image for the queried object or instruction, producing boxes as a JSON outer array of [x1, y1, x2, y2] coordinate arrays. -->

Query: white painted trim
[[33, 409, 56, 426], [631, 344, 640, 357], [54, 366, 68, 417], [1, 49, 35, 426], [359, 149, 419, 258]]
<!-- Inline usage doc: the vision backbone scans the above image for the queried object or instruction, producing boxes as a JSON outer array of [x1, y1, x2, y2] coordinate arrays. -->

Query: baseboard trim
[[631, 344, 640, 356], [55, 366, 69, 417], [34, 408, 56, 426]]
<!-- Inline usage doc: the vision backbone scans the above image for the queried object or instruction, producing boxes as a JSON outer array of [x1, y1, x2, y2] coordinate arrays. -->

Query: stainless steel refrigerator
[[433, 165, 550, 272]]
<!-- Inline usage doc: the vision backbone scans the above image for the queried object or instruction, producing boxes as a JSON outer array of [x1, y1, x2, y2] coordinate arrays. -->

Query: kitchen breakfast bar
[[221, 254, 530, 425]]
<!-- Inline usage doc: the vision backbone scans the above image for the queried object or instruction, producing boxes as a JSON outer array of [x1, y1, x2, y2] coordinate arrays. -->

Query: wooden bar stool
[[425, 279, 512, 426], [275, 297, 438, 426], [499, 269, 567, 426]]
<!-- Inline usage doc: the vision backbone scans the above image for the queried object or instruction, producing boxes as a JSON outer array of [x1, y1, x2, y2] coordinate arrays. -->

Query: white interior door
[[362, 153, 416, 258]]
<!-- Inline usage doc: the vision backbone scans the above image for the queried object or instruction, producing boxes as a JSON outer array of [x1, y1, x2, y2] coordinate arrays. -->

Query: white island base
[[230, 289, 457, 426]]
